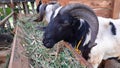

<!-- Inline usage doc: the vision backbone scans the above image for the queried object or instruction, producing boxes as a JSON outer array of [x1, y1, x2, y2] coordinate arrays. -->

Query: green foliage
[[0, 8, 11, 15], [18, 15, 85, 68], [0, 7, 12, 20], [5, 8, 12, 15], [0, 27, 12, 34]]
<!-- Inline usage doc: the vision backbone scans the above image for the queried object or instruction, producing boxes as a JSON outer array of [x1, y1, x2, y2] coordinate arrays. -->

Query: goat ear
[[62, 20, 70, 26]]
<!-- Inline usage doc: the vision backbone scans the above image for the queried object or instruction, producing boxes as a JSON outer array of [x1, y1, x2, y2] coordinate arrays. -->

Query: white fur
[[83, 28, 91, 46], [42, 5, 120, 67], [40, 4, 61, 23], [78, 19, 84, 30], [45, 4, 54, 23], [79, 19, 91, 46], [88, 17, 120, 68], [52, 6, 63, 18]]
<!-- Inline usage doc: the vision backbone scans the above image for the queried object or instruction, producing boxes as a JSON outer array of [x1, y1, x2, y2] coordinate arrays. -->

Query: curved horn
[[60, 3, 99, 48], [38, 4, 47, 21], [36, 0, 42, 13]]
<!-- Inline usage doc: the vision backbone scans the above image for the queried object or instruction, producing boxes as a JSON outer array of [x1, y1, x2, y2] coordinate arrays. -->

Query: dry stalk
[[62, 41, 93, 68]]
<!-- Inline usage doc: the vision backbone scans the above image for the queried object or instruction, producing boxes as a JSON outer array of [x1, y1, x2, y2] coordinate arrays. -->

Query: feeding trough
[[0, 9, 29, 68], [8, 25, 29, 68]]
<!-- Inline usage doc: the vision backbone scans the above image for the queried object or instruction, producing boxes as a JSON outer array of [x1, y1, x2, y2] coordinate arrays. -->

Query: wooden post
[[22, 2, 29, 14], [31, 2, 35, 14], [112, 0, 120, 19], [3, 5, 6, 16], [8, 26, 30, 68], [10, 0, 17, 25], [36, 0, 40, 6]]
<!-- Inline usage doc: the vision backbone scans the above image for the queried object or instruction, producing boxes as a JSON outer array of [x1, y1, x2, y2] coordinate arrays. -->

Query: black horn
[[60, 3, 99, 48], [36, 0, 42, 13], [37, 4, 47, 21]]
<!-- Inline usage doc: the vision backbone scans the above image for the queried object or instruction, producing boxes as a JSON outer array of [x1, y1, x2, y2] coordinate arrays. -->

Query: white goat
[[88, 17, 120, 68]]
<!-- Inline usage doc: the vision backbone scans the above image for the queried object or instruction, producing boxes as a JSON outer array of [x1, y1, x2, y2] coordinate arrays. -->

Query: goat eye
[[62, 21, 70, 26]]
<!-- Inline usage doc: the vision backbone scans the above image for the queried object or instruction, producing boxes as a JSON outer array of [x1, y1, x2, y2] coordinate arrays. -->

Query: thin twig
[[0, 12, 14, 25]]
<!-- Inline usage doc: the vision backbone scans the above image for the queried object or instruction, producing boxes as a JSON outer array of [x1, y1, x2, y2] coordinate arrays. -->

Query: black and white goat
[[42, 3, 120, 68], [35, 1, 60, 22]]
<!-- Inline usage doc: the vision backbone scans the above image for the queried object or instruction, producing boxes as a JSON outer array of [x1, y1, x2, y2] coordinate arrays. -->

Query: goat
[[42, 3, 120, 68], [35, 1, 60, 30], [35, 1, 60, 22]]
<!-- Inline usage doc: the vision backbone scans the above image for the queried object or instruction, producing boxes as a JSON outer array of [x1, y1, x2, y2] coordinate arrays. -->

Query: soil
[[0, 33, 13, 68]]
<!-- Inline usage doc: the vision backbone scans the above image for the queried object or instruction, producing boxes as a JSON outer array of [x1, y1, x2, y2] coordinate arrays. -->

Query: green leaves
[[0, 7, 12, 20], [18, 15, 85, 68]]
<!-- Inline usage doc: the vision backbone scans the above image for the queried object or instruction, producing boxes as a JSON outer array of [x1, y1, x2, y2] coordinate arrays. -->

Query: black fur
[[43, 10, 92, 60], [36, 0, 42, 13], [48, 2, 57, 5], [43, 12, 80, 48], [109, 22, 116, 35], [107, 57, 120, 63], [108, 57, 118, 60], [76, 21, 91, 60]]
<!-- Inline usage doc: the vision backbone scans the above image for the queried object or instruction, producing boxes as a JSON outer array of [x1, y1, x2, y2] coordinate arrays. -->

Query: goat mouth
[[42, 39, 55, 48]]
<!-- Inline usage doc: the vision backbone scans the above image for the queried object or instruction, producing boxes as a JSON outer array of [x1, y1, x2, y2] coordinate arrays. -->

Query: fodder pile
[[18, 15, 84, 68]]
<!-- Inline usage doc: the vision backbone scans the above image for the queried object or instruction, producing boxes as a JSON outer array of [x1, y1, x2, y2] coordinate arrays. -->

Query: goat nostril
[[42, 39, 55, 48], [44, 42, 53, 48], [46, 43, 50, 46]]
